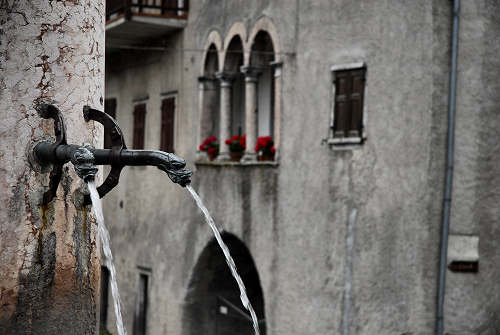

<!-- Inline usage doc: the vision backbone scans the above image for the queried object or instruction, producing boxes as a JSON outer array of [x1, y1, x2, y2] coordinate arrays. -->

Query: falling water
[[186, 185, 261, 335], [88, 181, 127, 335]]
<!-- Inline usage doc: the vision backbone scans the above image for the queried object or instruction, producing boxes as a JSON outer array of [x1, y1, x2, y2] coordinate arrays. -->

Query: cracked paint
[[0, 1, 104, 333]]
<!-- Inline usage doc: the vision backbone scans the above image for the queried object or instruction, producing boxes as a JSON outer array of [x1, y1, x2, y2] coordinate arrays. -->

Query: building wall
[[104, 1, 500, 334]]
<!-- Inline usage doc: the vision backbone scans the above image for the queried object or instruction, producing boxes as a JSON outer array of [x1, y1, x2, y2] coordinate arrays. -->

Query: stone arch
[[201, 30, 223, 76], [222, 22, 248, 68], [247, 17, 280, 63], [182, 233, 266, 335]]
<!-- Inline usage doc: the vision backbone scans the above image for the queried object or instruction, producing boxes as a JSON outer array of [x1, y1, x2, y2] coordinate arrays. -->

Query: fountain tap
[[32, 104, 192, 206]]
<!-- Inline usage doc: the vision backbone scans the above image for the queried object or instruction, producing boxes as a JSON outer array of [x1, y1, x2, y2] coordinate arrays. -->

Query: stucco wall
[[104, 1, 500, 334], [0, 1, 104, 333]]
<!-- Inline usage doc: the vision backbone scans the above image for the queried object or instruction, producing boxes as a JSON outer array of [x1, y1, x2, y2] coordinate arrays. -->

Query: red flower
[[225, 138, 232, 145], [199, 144, 205, 151], [207, 147, 216, 155], [232, 135, 238, 141], [208, 135, 216, 142], [239, 135, 246, 149], [270, 146, 275, 153]]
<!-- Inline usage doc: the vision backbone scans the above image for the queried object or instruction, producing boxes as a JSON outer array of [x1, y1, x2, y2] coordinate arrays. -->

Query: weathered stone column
[[216, 72, 234, 161], [271, 61, 283, 155], [0, 2, 105, 334], [241, 66, 261, 162]]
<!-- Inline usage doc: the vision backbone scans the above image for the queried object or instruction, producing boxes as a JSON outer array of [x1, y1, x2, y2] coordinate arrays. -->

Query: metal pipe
[[436, 1, 460, 334], [34, 141, 192, 187]]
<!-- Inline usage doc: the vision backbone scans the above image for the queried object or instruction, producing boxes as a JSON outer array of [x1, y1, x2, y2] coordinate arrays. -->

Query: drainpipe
[[436, 1, 460, 334]]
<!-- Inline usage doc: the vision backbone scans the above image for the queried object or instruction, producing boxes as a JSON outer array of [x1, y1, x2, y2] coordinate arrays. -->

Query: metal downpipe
[[436, 0, 460, 334]]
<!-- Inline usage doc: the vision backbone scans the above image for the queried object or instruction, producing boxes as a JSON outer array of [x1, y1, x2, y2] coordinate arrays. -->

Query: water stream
[[87, 181, 260, 335], [88, 181, 127, 335], [186, 185, 261, 335]]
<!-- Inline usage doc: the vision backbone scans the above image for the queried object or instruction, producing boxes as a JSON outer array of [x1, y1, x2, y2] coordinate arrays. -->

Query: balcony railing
[[106, 0, 189, 22]]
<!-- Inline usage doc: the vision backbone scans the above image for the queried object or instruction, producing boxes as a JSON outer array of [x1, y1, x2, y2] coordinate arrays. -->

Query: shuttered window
[[333, 68, 365, 138], [99, 266, 110, 332], [133, 273, 148, 335], [160, 97, 175, 153], [133, 103, 146, 149], [104, 98, 117, 149]]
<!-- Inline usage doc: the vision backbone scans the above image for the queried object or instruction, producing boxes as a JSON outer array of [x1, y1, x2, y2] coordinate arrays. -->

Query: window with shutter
[[133, 103, 146, 149], [133, 272, 149, 335], [99, 266, 110, 332], [104, 98, 117, 149], [332, 66, 366, 144], [161, 97, 175, 153]]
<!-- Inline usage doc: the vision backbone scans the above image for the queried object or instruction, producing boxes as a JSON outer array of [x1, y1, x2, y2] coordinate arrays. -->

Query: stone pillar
[[271, 61, 283, 155], [216, 72, 234, 161], [0, 2, 104, 334], [241, 66, 262, 162]]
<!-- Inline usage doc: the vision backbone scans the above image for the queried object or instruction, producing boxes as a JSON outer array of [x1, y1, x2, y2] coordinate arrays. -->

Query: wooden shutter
[[161, 97, 175, 152], [99, 266, 110, 332], [133, 103, 146, 149], [333, 68, 365, 138], [334, 71, 350, 137], [349, 68, 365, 137], [133, 274, 148, 335], [104, 98, 117, 149]]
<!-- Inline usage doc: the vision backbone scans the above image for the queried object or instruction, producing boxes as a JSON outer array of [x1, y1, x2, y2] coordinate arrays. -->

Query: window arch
[[250, 31, 275, 138], [223, 35, 245, 136], [199, 44, 220, 143]]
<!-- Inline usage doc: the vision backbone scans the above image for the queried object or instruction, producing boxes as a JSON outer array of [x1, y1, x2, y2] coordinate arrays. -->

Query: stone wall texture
[[103, 1, 500, 334], [0, 1, 104, 334]]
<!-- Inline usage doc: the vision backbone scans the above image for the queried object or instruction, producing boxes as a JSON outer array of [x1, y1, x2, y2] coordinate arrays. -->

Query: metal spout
[[32, 104, 192, 206]]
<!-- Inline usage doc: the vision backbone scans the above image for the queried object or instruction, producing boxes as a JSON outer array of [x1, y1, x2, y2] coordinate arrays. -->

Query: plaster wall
[[104, 1, 500, 334], [0, 1, 104, 334]]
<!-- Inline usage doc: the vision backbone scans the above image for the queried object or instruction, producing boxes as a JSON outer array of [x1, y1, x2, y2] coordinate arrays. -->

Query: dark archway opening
[[183, 233, 266, 335]]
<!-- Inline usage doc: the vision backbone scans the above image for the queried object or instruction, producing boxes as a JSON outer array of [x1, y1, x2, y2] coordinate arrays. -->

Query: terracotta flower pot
[[230, 151, 243, 162], [258, 152, 275, 161], [207, 151, 217, 161]]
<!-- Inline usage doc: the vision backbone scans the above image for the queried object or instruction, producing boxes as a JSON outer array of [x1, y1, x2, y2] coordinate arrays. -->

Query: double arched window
[[198, 18, 282, 162]]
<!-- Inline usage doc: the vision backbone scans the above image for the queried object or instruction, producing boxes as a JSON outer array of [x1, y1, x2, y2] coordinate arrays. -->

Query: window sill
[[195, 160, 279, 167], [327, 137, 364, 151]]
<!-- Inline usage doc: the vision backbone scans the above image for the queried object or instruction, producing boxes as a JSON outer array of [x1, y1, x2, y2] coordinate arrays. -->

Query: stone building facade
[[103, 1, 500, 334]]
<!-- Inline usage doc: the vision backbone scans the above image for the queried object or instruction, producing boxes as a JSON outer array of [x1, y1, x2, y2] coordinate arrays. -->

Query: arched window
[[223, 36, 245, 137], [182, 233, 266, 335], [250, 31, 275, 138], [199, 44, 220, 142]]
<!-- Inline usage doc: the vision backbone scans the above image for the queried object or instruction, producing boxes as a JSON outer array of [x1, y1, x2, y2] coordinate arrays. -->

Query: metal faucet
[[33, 104, 192, 206]]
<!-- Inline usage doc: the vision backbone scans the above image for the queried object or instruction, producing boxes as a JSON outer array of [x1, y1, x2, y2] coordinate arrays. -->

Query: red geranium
[[225, 134, 246, 152], [199, 136, 219, 159], [255, 136, 274, 153]]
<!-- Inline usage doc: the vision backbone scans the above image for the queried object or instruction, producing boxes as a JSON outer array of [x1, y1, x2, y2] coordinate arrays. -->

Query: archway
[[249, 31, 275, 138], [183, 233, 266, 335], [200, 43, 220, 141], [223, 36, 245, 136]]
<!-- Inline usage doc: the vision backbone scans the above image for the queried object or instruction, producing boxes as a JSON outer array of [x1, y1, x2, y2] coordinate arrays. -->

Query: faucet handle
[[83, 106, 126, 203]]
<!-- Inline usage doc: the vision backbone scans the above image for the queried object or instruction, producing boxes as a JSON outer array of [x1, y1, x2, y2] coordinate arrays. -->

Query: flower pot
[[258, 153, 275, 161], [207, 151, 217, 161], [230, 151, 243, 162]]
